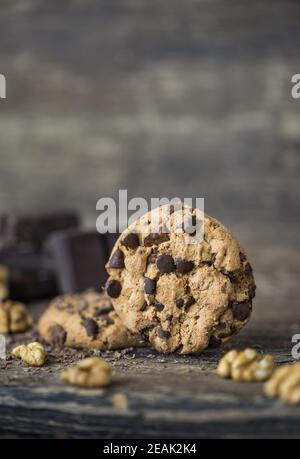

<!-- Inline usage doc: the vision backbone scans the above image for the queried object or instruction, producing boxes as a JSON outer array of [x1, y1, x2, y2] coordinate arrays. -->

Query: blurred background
[[0, 0, 299, 332]]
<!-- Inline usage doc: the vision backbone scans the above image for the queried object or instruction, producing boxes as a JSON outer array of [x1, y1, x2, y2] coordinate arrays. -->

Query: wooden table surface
[[0, 226, 299, 439]]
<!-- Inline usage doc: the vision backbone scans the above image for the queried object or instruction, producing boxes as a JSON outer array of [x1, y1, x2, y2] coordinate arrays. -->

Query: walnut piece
[[60, 357, 112, 388], [264, 362, 300, 405], [12, 342, 46, 367], [217, 348, 276, 382], [0, 300, 32, 334]]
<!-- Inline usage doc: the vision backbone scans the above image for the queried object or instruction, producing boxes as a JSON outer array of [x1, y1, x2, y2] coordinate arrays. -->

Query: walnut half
[[217, 348, 276, 382], [264, 362, 300, 405], [60, 357, 112, 388], [0, 300, 32, 334], [12, 342, 46, 367]]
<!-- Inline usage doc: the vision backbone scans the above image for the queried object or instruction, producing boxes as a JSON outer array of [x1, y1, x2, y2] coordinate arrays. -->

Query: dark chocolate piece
[[144, 277, 156, 295], [82, 318, 99, 339], [46, 230, 109, 294], [185, 296, 196, 308], [175, 298, 184, 308], [48, 324, 67, 347], [176, 258, 194, 274], [208, 336, 222, 349], [104, 233, 120, 259], [0, 247, 58, 301], [248, 284, 257, 300], [0, 211, 79, 250], [106, 279, 122, 298], [231, 302, 252, 321], [144, 233, 169, 247], [154, 302, 165, 312], [109, 250, 125, 269], [121, 233, 139, 249], [156, 254, 176, 274], [157, 328, 170, 339], [94, 306, 113, 317], [140, 301, 148, 311]]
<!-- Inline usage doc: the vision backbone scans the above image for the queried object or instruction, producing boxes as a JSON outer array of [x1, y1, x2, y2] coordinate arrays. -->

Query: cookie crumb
[[217, 348, 275, 382], [60, 357, 112, 388], [111, 393, 128, 411]]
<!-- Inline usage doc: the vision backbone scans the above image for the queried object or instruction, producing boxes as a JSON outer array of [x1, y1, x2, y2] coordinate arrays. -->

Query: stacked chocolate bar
[[0, 212, 117, 302]]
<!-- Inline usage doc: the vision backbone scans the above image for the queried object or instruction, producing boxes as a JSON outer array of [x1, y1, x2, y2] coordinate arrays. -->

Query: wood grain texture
[[0, 228, 299, 439]]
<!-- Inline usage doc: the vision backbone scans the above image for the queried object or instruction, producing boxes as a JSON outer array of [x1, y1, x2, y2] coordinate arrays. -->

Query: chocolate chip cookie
[[38, 291, 144, 350], [106, 204, 256, 355]]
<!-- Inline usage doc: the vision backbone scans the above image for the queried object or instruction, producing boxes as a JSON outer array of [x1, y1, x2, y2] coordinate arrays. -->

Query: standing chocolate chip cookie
[[106, 204, 256, 355], [38, 291, 144, 350]]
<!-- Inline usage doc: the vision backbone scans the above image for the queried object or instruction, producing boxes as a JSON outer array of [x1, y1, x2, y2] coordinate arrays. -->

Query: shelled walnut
[[12, 342, 46, 367], [217, 348, 276, 382], [264, 362, 300, 405], [60, 357, 112, 388], [0, 300, 32, 334]]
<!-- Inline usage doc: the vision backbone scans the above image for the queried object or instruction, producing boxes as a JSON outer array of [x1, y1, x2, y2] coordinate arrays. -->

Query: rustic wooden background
[[0, 0, 300, 439]]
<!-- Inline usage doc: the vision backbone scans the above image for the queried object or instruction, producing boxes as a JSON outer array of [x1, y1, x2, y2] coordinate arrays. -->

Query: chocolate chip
[[140, 325, 155, 338], [231, 302, 252, 321], [109, 249, 125, 268], [248, 284, 256, 300], [227, 271, 237, 283], [157, 328, 170, 339], [185, 296, 196, 308], [176, 258, 194, 274], [245, 263, 253, 275], [103, 316, 115, 325], [166, 314, 173, 321], [94, 306, 113, 317], [144, 233, 170, 247], [105, 279, 122, 298], [184, 214, 197, 235], [136, 333, 146, 343], [215, 322, 226, 331], [240, 252, 247, 262], [82, 318, 99, 339], [176, 345, 184, 354], [154, 302, 165, 312], [48, 324, 66, 347], [211, 253, 217, 265], [208, 336, 222, 349], [144, 277, 156, 295], [121, 233, 140, 249], [176, 298, 184, 308], [140, 301, 148, 311], [156, 254, 176, 274]]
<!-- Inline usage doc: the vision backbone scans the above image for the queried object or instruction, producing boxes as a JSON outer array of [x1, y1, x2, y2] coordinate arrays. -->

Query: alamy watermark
[[0, 74, 6, 99], [96, 191, 204, 243], [291, 74, 300, 99], [291, 334, 300, 360]]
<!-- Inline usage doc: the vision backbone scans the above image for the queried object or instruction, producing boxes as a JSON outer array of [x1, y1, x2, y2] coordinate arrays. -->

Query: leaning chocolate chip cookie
[[39, 291, 144, 350], [106, 204, 256, 355]]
